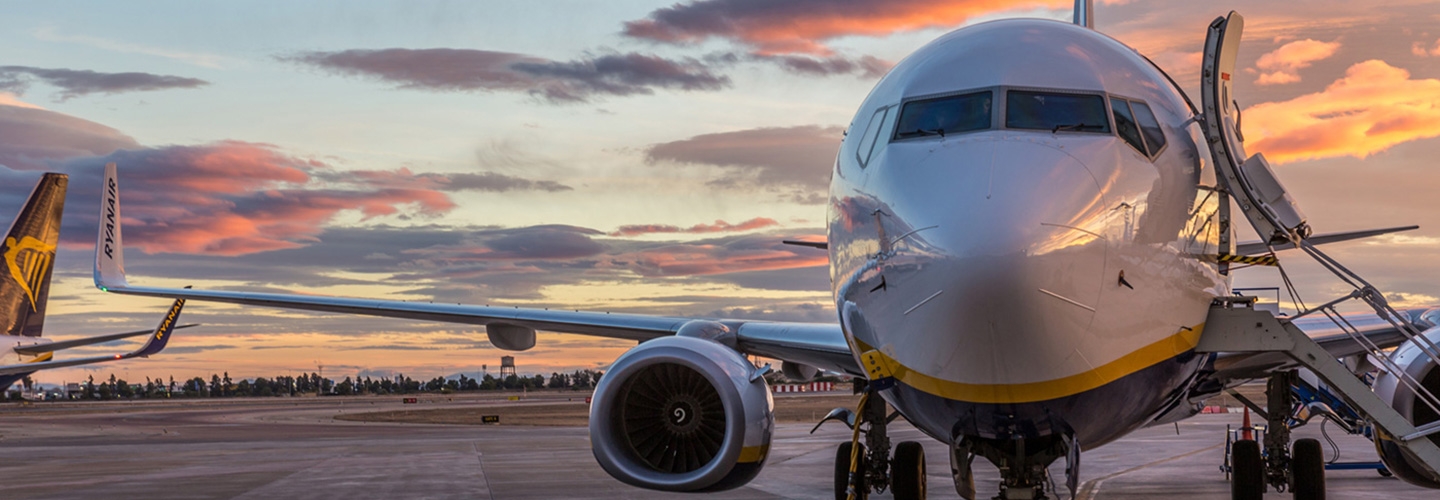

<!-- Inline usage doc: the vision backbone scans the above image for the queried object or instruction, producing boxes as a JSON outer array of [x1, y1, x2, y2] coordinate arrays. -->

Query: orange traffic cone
[[1241, 407, 1253, 441]]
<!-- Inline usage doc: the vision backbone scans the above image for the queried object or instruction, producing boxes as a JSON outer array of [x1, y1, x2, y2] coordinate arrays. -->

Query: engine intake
[[589, 336, 773, 491], [1373, 319, 1440, 489]]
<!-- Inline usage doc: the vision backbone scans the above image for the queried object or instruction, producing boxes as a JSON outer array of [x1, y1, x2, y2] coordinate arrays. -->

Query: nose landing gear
[[1224, 371, 1327, 500], [829, 389, 928, 500]]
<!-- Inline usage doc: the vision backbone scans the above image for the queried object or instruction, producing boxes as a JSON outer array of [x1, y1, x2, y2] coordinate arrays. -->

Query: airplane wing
[[0, 298, 187, 376], [1235, 225, 1418, 256], [12, 324, 199, 355], [92, 164, 859, 376]]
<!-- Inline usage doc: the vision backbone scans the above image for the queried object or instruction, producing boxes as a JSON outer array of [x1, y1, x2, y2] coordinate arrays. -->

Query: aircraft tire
[[892, 441, 926, 500], [1231, 439, 1264, 500], [1291, 438, 1326, 500], [835, 442, 868, 500]]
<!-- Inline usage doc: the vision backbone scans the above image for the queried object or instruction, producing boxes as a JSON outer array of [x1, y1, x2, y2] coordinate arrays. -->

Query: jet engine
[[588, 334, 774, 492], [1373, 309, 1440, 488]]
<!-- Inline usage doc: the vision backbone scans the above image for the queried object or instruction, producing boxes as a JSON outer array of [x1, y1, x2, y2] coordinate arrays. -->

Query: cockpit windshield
[[893, 91, 992, 140], [1005, 91, 1111, 134]]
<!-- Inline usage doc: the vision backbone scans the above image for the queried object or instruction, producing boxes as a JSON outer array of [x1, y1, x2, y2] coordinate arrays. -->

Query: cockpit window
[[1110, 97, 1168, 158], [1006, 91, 1111, 134], [1111, 99, 1147, 155], [893, 91, 992, 140], [1130, 101, 1167, 156], [856, 106, 890, 167]]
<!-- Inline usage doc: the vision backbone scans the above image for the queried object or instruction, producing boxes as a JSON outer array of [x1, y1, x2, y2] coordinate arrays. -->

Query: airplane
[[0, 171, 193, 393], [86, 3, 1440, 499]]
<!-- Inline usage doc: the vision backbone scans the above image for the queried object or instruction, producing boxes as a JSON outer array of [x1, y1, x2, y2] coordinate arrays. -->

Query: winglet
[[132, 298, 185, 357], [94, 162, 128, 291]]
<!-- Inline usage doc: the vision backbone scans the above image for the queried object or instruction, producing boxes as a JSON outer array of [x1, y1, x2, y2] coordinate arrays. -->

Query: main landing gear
[[827, 389, 927, 500], [956, 433, 1073, 500], [1226, 371, 1326, 500]]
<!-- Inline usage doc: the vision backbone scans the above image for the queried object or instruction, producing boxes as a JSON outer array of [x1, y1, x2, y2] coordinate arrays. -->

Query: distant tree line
[[7, 369, 606, 401]]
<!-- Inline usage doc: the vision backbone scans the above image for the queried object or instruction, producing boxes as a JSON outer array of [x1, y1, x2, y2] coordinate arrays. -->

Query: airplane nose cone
[[863, 137, 1112, 400]]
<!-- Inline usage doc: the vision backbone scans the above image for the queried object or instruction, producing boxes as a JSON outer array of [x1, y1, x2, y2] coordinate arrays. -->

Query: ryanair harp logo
[[5, 235, 56, 311]]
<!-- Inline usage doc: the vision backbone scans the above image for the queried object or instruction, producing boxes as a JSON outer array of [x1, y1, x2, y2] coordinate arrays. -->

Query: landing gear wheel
[[892, 441, 926, 500], [1231, 439, 1264, 500], [1291, 438, 1326, 500], [835, 441, 868, 500]]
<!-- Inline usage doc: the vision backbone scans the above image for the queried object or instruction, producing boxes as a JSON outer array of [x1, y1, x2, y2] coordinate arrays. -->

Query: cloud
[[610, 217, 779, 236], [335, 168, 572, 193], [646, 125, 841, 202], [1253, 39, 1340, 85], [0, 92, 43, 109], [53, 142, 456, 256], [283, 48, 729, 103], [389, 227, 827, 298], [0, 104, 139, 170], [621, 235, 828, 277], [0, 66, 208, 101], [750, 54, 892, 78], [407, 225, 607, 261], [1413, 38, 1440, 57], [623, 0, 1065, 55], [1385, 292, 1440, 308], [0, 104, 566, 257], [1244, 60, 1440, 163]]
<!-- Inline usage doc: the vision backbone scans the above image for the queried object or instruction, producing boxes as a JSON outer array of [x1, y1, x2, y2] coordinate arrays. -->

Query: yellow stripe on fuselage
[[26, 352, 53, 363], [857, 323, 1204, 404]]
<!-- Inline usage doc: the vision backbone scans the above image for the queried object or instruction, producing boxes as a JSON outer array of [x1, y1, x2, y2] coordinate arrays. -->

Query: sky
[[1, 0, 1437, 386]]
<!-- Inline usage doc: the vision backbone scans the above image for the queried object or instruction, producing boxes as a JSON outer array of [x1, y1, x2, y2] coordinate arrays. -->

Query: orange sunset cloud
[[1244, 60, 1440, 164], [625, 0, 1074, 55], [1254, 39, 1340, 85], [610, 217, 780, 237]]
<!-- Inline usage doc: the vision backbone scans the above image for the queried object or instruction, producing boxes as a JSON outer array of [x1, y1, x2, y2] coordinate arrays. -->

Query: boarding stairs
[[1195, 299, 1440, 477], [1196, 11, 1440, 479]]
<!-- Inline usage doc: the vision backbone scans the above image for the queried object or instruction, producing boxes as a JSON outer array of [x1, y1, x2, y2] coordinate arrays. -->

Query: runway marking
[[1074, 443, 1221, 500], [473, 443, 495, 500]]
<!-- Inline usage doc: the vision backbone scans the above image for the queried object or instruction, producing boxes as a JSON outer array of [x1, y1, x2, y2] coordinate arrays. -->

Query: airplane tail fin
[[1073, 0, 1094, 29], [1, 173, 67, 338]]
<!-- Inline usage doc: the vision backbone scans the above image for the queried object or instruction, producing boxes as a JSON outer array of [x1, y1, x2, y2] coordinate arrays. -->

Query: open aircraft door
[[1200, 12, 1310, 247]]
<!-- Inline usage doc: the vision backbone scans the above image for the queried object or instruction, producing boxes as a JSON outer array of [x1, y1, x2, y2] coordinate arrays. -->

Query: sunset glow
[[1, 1, 1436, 386]]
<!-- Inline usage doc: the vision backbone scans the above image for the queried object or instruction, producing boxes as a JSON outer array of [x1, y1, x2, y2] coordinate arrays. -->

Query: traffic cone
[[1241, 407, 1253, 441]]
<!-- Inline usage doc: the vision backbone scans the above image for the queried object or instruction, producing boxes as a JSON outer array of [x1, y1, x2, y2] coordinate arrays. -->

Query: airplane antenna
[[1072, 0, 1094, 29]]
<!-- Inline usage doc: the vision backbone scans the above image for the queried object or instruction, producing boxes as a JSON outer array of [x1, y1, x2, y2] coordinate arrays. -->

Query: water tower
[[499, 356, 516, 378]]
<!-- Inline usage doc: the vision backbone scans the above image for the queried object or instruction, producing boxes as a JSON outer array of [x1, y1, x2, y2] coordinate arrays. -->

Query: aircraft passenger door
[[1201, 12, 1246, 163], [1201, 12, 1310, 245]]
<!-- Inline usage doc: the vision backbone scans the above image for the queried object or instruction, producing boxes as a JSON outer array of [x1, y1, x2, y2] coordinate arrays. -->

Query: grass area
[[334, 393, 863, 427]]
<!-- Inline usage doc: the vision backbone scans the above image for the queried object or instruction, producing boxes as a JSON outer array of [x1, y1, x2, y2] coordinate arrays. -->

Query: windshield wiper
[[1052, 123, 1105, 133], [898, 128, 945, 139]]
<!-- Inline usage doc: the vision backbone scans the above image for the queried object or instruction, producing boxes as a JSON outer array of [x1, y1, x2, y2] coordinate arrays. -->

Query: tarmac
[[0, 394, 1430, 499]]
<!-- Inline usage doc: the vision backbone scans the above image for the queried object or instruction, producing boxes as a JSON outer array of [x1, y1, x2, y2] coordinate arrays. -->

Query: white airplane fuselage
[[829, 19, 1228, 448]]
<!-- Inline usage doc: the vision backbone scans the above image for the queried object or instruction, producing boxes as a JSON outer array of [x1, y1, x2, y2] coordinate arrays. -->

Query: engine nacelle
[[589, 335, 774, 492], [1373, 320, 1440, 489]]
